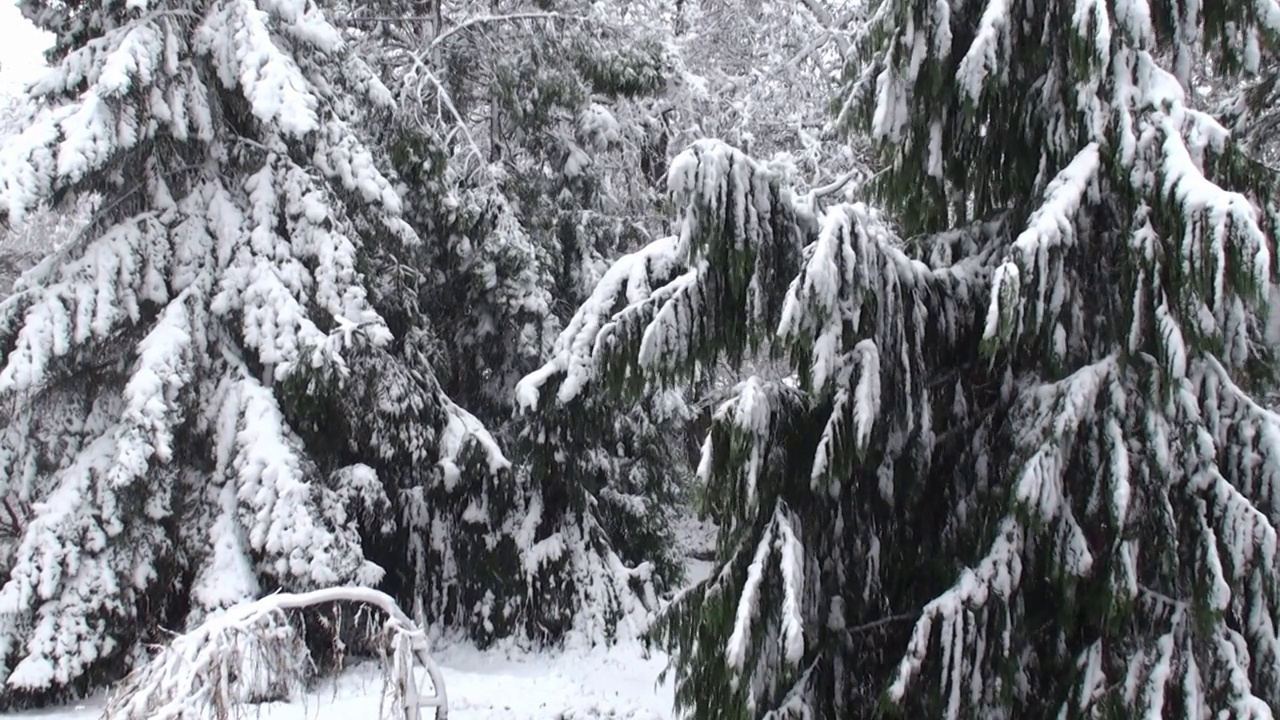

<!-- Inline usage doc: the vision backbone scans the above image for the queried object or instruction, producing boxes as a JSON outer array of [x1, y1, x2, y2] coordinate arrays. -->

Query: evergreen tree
[[363, 0, 692, 627], [529, 1, 1280, 718], [0, 0, 521, 705]]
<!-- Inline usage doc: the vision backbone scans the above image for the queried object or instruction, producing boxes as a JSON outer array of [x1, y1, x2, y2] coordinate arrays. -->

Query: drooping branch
[[102, 587, 450, 720]]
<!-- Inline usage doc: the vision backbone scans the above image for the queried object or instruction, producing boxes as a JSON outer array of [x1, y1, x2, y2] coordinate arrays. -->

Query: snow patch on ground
[[13, 641, 675, 720], [674, 504, 718, 587]]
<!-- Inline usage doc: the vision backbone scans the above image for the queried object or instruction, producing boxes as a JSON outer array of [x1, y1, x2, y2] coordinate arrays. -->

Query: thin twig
[[1139, 586, 1187, 612], [405, 62, 486, 166], [430, 12, 581, 49], [796, 0, 853, 56], [848, 612, 916, 635], [337, 15, 440, 24], [2, 496, 26, 535], [809, 167, 863, 199]]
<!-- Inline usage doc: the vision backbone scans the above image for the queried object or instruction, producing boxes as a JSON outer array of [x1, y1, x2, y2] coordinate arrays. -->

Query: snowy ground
[[17, 517, 714, 719], [15, 641, 675, 719]]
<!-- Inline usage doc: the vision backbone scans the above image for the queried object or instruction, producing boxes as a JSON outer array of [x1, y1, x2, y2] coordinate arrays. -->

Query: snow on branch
[[0, 16, 203, 225], [724, 500, 807, 683], [519, 140, 806, 409], [0, 288, 207, 690], [664, 140, 806, 326], [1009, 356, 1120, 578], [808, 339, 881, 494], [428, 12, 582, 50], [112, 289, 202, 484], [197, 0, 320, 137], [0, 434, 143, 690], [232, 257, 344, 379], [1118, 49, 1271, 352], [436, 398, 510, 489], [887, 518, 1024, 717], [777, 202, 963, 395], [983, 143, 1100, 349], [1196, 356, 1280, 524], [515, 236, 681, 409], [776, 203, 994, 497], [220, 372, 367, 589], [1156, 107, 1270, 305], [955, 0, 1011, 104], [0, 215, 170, 392], [1009, 143, 1101, 266], [700, 377, 810, 519], [101, 587, 449, 720]]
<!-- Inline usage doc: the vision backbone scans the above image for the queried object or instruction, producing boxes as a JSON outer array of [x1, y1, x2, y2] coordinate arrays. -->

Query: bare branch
[[809, 167, 863, 199], [848, 612, 916, 635], [430, 12, 581, 49], [796, 0, 852, 56], [337, 15, 440, 24]]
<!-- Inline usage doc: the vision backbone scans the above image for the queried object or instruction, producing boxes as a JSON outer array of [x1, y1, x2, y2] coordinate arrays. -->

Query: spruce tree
[[0, 0, 519, 705], [527, 1, 1280, 719]]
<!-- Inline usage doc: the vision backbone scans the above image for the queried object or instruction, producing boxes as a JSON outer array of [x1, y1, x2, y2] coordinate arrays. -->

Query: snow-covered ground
[[11, 489, 713, 720], [14, 641, 675, 719]]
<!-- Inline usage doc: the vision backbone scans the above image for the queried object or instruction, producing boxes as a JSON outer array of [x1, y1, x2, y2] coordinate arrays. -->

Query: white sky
[[0, 1, 51, 92]]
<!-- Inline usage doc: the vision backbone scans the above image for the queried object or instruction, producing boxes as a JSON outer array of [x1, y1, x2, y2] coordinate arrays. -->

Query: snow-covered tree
[[529, 0, 1280, 718], [357, 0, 692, 620], [369, 0, 672, 417], [660, 0, 868, 196], [0, 0, 526, 705]]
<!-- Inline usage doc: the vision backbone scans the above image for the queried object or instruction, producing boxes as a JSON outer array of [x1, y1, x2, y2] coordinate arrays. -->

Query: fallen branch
[[101, 587, 449, 720]]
